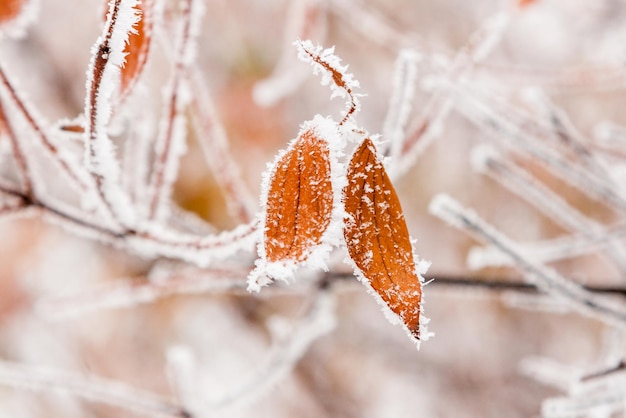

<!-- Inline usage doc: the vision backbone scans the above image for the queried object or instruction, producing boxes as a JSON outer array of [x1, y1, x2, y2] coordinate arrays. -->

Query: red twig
[[0, 95, 32, 197]]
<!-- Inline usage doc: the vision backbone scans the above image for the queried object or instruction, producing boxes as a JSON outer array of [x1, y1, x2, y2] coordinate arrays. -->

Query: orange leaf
[[0, 0, 26, 24], [344, 138, 423, 340], [264, 128, 333, 263]]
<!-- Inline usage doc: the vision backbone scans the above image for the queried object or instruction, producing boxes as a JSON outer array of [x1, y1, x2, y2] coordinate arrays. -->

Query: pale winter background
[[1, 0, 626, 417]]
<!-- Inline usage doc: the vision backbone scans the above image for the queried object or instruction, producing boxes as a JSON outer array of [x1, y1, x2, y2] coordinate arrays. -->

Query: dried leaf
[[264, 128, 333, 263], [344, 138, 423, 339], [0, 0, 25, 24]]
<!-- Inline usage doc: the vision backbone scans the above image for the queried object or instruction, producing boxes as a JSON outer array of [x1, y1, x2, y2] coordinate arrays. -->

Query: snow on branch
[[210, 286, 337, 411], [392, 12, 509, 175], [36, 268, 251, 320], [84, 0, 141, 227], [296, 39, 361, 125], [0, 360, 190, 417], [470, 144, 626, 275], [430, 194, 626, 327], [147, 0, 203, 222], [0, 64, 90, 195], [0, 93, 33, 197], [253, 0, 326, 107]]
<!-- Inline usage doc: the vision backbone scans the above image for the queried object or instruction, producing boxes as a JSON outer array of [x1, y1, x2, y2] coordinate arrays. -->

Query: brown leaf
[[0, 0, 26, 24], [344, 138, 423, 339], [264, 128, 333, 263]]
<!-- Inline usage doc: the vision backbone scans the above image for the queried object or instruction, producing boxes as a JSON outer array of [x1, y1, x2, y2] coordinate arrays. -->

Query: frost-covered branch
[[450, 82, 626, 213], [0, 360, 190, 417], [0, 94, 33, 197], [296, 39, 360, 125], [470, 144, 626, 274], [381, 49, 420, 157], [393, 12, 509, 176], [0, 64, 89, 193], [84, 0, 140, 227], [210, 285, 336, 411], [36, 268, 251, 320], [253, 0, 327, 106], [430, 194, 626, 327], [147, 0, 202, 221]]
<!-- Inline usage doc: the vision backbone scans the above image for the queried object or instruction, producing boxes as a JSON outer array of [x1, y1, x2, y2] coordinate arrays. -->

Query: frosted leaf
[[248, 115, 346, 292], [343, 137, 430, 345]]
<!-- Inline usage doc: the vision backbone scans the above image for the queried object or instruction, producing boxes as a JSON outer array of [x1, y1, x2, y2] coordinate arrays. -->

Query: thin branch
[[430, 194, 626, 327], [210, 285, 336, 411], [36, 269, 251, 320], [148, 0, 200, 221], [470, 144, 626, 274], [0, 64, 89, 192], [523, 89, 614, 183], [84, 0, 140, 227], [0, 360, 190, 417], [0, 96, 33, 197], [296, 39, 360, 126], [394, 12, 509, 175], [428, 275, 626, 298], [450, 82, 626, 214], [253, 0, 327, 107], [0, 180, 257, 266], [380, 49, 419, 156]]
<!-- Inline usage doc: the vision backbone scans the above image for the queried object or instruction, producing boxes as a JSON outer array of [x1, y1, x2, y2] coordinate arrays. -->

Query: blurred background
[[1, 0, 626, 416]]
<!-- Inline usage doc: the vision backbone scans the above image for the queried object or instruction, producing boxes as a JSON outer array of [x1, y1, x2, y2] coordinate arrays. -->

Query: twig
[[36, 270, 251, 320], [0, 360, 190, 417], [394, 12, 509, 175], [296, 39, 360, 126], [523, 89, 614, 183], [0, 96, 32, 197], [84, 0, 140, 227], [188, 68, 257, 223], [470, 144, 626, 274], [148, 0, 200, 221], [0, 64, 89, 193], [0, 180, 257, 265], [253, 0, 327, 107], [210, 285, 336, 411], [430, 194, 626, 327], [381, 49, 419, 156], [449, 82, 626, 214]]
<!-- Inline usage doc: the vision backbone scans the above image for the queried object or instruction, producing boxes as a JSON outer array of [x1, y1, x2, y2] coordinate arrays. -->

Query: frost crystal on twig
[[84, 0, 142, 227], [296, 39, 361, 125]]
